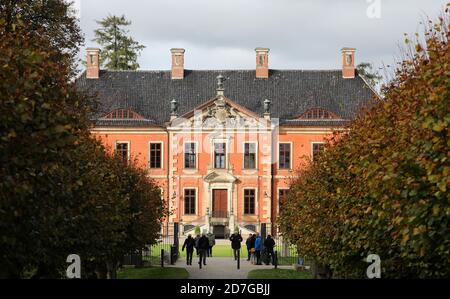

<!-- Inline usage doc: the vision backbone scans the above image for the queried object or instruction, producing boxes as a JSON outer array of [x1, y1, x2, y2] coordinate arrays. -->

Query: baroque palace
[[76, 47, 376, 238]]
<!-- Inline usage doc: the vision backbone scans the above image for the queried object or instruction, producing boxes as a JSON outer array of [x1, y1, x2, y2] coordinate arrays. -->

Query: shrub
[[279, 9, 450, 279]]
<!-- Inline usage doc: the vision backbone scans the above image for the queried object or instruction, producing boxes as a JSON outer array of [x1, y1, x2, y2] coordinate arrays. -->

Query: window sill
[[242, 169, 259, 175], [183, 168, 198, 173]]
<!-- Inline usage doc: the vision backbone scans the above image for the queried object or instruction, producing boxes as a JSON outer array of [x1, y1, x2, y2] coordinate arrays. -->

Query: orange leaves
[[279, 9, 450, 278]]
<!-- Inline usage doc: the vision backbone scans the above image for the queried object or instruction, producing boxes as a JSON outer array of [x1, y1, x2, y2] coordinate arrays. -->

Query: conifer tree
[[357, 62, 383, 89], [93, 15, 145, 70]]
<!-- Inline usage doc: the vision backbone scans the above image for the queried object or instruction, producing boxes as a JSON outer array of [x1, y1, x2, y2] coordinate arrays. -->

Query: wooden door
[[212, 189, 228, 218]]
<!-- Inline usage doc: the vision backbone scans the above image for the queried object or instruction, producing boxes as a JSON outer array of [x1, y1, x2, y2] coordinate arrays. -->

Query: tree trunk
[[0, 261, 19, 279], [312, 261, 333, 279], [32, 263, 59, 279], [106, 261, 118, 279], [95, 263, 107, 279]]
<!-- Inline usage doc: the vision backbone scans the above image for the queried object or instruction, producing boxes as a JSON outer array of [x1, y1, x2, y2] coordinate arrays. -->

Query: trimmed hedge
[[279, 11, 449, 279]]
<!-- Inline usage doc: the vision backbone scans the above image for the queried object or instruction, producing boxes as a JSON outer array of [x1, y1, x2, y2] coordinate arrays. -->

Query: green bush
[[279, 10, 450, 279], [0, 12, 166, 278]]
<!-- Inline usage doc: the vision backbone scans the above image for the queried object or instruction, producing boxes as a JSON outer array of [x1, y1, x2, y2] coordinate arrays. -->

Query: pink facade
[[79, 46, 375, 237]]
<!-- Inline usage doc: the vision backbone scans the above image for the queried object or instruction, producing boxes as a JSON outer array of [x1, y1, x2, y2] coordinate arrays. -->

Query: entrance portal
[[212, 189, 228, 218], [213, 225, 226, 239]]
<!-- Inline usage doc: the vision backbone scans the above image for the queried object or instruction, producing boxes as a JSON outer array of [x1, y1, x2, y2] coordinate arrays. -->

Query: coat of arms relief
[[189, 96, 259, 129]]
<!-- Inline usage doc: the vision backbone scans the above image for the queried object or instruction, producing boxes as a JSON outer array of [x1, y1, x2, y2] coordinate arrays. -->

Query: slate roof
[[280, 119, 351, 127], [76, 69, 377, 127]]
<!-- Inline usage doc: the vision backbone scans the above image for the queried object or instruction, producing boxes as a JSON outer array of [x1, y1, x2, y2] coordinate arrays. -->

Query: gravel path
[[169, 256, 292, 279]]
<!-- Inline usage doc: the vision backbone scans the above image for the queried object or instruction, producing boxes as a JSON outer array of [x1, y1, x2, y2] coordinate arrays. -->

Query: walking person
[[250, 233, 257, 264], [229, 231, 243, 261], [182, 235, 196, 266], [206, 232, 216, 257], [198, 233, 209, 267], [246, 234, 253, 261], [254, 233, 262, 265], [194, 234, 201, 256], [264, 235, 276, 265]]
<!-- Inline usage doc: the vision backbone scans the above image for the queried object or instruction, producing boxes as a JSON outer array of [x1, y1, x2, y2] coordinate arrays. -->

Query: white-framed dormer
[[242, 141, 258, 170], [183, 140, 199, 171], [182, 187, 199, 217], [242, 187, 259, 217], [277, 141, 293, 170], [311, 141, 326, 162], [114, 140, 131, 164], [148, 141, 164, 170]]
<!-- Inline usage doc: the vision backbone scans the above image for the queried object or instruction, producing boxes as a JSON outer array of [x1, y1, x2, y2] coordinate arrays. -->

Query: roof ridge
[[97, 69, 343, 73]]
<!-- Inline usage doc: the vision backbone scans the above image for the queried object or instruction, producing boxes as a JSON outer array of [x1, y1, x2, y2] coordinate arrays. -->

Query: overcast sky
[[75, 0, 447, 73]]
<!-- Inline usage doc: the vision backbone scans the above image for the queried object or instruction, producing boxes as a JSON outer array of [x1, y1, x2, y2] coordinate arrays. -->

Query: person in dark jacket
[[197, 233, 210, 266], [194, 234, 200, 256], [182, 235, 196, 266], [250, 234, 257, 264], [264, 235, 276, 265], [206, 232, 216, 257], [245, 234, 253, 261], [229, 233, 243, 261]]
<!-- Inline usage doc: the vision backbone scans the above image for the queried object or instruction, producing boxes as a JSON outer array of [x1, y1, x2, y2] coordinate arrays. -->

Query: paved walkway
[[168, 256, 292, 279]]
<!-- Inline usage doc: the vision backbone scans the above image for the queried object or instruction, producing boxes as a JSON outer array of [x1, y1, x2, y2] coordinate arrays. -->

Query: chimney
[[171, 48, 185, 80], [255, 48, 270, 79], [86, 48, 100, 79], [342, 47, 356, 79]]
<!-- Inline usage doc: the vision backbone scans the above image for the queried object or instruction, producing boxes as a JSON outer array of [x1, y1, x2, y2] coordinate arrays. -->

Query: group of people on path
[[243, 233, 275, 265], [182, 232, 215, 266], [182, 230, 276, 267]]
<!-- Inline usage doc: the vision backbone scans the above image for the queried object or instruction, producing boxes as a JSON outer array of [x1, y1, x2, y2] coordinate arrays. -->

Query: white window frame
[[183, 187, 198, 216], [242, 142, 258, 170], [277, 187, 290, 215], [211, 139, 228, 170], [183, 141, 199, 170], [115, 141, 130, 163], [149, 141, 164, 169], [278, 142, 293, 170], [311, 142, 326, 162], [242, 188, 258, 216]]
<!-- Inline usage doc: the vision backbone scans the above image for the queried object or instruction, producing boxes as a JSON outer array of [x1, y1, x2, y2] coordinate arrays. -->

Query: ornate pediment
[[172, 96, 265, 129], [204, 171, 237, 183]]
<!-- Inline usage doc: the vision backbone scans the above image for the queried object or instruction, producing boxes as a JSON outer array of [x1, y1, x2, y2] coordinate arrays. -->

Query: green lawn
[[147, 244, 249, 259], [247, 269, 313, 280], [117, 266, 189, 279], [144, 244, 301, 266]]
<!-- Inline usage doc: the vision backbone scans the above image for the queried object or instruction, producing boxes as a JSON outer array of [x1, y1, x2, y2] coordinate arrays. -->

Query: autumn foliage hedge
[[0, 18, 166, 278], [279, 11, 449, 278]]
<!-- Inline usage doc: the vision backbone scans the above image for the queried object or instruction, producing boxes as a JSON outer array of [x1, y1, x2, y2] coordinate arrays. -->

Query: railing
[[211, 211, 228, 218], [124, 223, 179, 267]]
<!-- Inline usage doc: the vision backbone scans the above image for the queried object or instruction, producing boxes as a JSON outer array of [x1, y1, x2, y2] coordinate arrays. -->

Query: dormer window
[[104, 109, 144, 120], [299, 108, 340, 120]]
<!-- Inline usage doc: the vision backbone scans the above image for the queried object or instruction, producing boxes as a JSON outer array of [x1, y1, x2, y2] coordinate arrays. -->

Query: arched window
[[104, 109, 144, 120], [299, 108, 340, 120]]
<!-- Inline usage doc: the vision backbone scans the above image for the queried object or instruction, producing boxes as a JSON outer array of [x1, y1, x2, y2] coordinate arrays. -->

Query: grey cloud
[[77, 0, 447, 71]]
